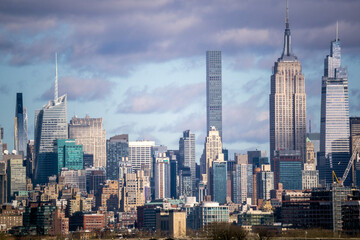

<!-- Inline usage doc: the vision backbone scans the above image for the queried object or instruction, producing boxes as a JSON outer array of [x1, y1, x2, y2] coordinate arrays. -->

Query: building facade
[[56, 139, 83, 173], [206, 51, 222, 139], [14, 93, 28, 156], [319, 29, 350, 186], [68, 116, 106, 168], [128, 140, 155, 175], [34, 94, 67, 184], [179, 130, 195, 196], [269, 5, 306, 163], [212, 161, 227, 204], [106, 134, 129, 180], [154, 153, 170, 199], [273, 150, 302, 190]]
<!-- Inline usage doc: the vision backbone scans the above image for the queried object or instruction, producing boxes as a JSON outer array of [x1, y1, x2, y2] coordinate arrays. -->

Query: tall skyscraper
[[212, 161, 227, 204], [256, 164, 274, 200], [106, 134, 129, 180], [201, 126, 224, 195], [206, 51, 222, 139], [68, 116, 106, 168], [319, 24, 350, 186], [14, 93, 28, 156], [34, 54, 68, 184], [232, 163, 247, 204], [179, 130, 195, 196], [154, 153, 170, 199], [269, 3, 306, 163]]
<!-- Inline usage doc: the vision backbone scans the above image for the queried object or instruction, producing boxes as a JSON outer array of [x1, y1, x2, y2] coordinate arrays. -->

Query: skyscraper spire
[[336, 21, 339, 42], [281, 0, 297, 61], [286, 0, 289, 29], [55, 52, 58, 101]]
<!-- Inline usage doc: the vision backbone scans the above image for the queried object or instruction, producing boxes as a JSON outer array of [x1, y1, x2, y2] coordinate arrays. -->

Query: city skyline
[[1, 1, 360, 160]]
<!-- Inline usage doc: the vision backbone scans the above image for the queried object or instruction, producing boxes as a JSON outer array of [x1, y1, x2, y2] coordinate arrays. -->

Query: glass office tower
[[319, 28, 350, 186]]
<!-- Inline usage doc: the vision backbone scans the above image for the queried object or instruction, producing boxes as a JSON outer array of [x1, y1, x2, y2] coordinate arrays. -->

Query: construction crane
[[339, 137, 360, 185]]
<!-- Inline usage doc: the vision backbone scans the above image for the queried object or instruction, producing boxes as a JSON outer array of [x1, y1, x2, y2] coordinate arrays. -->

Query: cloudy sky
[[1, 0, 360, 160]]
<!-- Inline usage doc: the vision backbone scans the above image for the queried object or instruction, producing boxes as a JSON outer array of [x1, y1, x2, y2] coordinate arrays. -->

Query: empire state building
[[269, 3, 306, 164]]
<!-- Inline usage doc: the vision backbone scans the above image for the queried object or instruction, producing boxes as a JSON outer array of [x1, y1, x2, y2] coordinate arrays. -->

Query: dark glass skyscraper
[[14, 93, 28, 156], [319, 25, 350, 186], [106, 134, 129, 180], [206, 51, 222, 139]]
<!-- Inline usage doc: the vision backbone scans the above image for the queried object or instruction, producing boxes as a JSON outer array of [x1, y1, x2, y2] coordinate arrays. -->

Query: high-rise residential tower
[[34, 54, 68, 184], [14, 93, 28, 156], [269, 3, 306, 163], [68, 116, 106, 168], [128, 140, 155, 174], [106, 134, 129, 180], [206, 51, 222, 139], [179, 130, 195, 196], [319, 24, 350, 186]]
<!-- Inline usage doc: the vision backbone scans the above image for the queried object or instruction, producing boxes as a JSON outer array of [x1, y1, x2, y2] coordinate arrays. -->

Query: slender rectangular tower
[[269, 3, 306, 164], [14, 93, 28, 156], [319, 24, 350, 186], [206, 51, 222, 139], [179, 130, 195, 196]]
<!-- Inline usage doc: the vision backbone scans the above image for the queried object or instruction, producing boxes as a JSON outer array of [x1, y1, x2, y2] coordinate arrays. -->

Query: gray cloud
[[117, 82, 204, 113], [40, 76, 114, 102], [1, 0, 359, 74]]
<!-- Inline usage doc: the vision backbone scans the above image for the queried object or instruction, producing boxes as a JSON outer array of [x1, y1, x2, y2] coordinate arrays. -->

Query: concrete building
[[56, 139, 83, 174], [0, 205, 23, 231], [156, 209, 186, 238], [121, 170, 146, 212], [128, 140, 155, 175], [319, 28, 350, 186], [206, 51, 222, 139], [51, 209, 69, 236], [154, 153, 170, 199], [201, 126, 224, 195], [232, 163, 247, 204], [68, 115, 106, 168], [179, 130, 195, 196], [59, 169, 87, 193], [256, 165, 274, 200], [0, 162, 6, 204], [302, 163, 319, 190], [269, 3, 306, 163], [69, 212, 104, 231], [98, 180, 119, 211], [106, 134, 129, 180], [7, 157, 26, 201]]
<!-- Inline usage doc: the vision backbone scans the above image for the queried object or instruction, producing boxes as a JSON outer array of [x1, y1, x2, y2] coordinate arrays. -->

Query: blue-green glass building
[[56, 139, 83, 173], [212, 161, 227, 203]]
